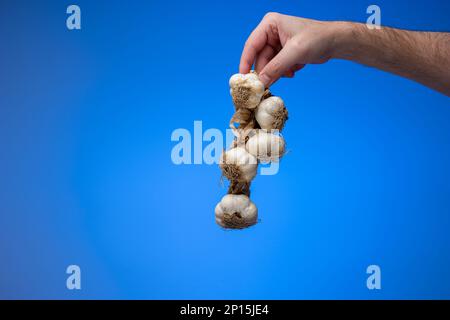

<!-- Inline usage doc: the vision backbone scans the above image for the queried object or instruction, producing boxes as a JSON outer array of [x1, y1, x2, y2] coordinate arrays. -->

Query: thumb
[[259, 43, 300, 87]]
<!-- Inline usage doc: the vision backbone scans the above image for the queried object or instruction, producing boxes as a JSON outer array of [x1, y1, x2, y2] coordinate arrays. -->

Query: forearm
[[333, 22, 450, 96]]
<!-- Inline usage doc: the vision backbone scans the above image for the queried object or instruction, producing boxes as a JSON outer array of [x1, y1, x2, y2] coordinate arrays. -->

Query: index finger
[[239, 21, 270, 74]]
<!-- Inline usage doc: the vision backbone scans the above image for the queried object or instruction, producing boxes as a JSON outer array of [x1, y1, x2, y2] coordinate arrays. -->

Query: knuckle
[[263, 12, 279, 21], [290, 37, 304, 50], [289, 38, 310, 58]]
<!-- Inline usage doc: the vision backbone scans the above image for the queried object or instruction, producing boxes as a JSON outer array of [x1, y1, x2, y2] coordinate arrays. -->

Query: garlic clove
[[255, 96, 288, 131], [246, 130, 286, 163], [219, 147, 258, 182], [229, 72, 265, 110], [215, 194, 258, 229]]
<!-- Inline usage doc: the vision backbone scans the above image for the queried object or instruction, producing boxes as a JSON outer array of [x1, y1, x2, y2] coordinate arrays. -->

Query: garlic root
[[227, 180, 251, 197]]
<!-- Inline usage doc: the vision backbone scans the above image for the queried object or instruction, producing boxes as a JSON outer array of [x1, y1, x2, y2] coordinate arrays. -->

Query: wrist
[[329, 21, 365, 60]]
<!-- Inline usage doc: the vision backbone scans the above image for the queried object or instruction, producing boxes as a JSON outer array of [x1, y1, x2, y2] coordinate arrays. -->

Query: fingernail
[[259, 74, 270, 86]]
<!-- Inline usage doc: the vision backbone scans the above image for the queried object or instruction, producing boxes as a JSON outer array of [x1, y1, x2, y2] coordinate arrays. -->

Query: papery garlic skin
[[219, 147, 258, 182], [246, 130, 286, 163], [215, 194, 258, 229], [255, 96, 288, 131], [229, 73, 265, 109]]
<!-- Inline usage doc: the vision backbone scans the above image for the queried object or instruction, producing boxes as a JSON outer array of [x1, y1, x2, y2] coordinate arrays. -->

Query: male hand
[[239, 12, 344, 87]]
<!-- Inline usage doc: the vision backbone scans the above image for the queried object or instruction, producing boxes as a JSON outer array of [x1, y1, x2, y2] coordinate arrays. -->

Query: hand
[[239, 12, 344, 87]]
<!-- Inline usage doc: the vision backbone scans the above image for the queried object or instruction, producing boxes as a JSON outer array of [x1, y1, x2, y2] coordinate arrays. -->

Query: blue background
[[0, 0, 449, 299]]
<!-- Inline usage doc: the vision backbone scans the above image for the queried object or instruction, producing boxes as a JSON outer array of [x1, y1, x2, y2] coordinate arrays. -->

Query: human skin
[[240, 12, 450, 96]]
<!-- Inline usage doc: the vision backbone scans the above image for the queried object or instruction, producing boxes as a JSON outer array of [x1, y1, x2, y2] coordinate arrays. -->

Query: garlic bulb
[[246, 130, 286, 163], [215, 194, 258, 229], [229, 72, 265, 109], [220, 147, 258, 182], [255, 96, 288, 130]]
